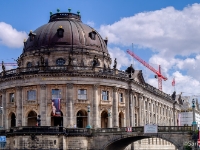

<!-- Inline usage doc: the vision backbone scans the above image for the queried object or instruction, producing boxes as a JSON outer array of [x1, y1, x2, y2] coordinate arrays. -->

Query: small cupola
[[28, 30, 36, 41], [89, 29, 96, 40], [57, 26, 64, 37]]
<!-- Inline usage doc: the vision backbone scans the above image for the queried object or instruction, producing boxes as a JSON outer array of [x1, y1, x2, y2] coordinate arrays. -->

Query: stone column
[[40, 84, 47, 126], [129, 90, 134, 127], [16, 86, 23, 127], [125, 90, 130, 127], [66, 83, 74, 127], [155, 101, 157, 124], [138, 94, 143, 126], [0, 90, 6, 129], [112, 87, 118, 127], [93, 84, 99, 128]]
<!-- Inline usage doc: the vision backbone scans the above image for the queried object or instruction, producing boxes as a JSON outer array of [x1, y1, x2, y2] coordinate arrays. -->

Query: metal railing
[[0, 126, 193, 137]]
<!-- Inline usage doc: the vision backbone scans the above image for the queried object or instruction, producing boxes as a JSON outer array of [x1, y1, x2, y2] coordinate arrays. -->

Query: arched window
[[27, 62, 32, 67], [56, 58, 65, 66]]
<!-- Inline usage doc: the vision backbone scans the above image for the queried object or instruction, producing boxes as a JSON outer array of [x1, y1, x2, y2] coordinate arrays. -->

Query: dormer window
[[89, 30, 96, 40], [29, 30, 36, 41], [56, 58, 65, 66], [57, 26, 64, 37], [27, 62, 32, 67]]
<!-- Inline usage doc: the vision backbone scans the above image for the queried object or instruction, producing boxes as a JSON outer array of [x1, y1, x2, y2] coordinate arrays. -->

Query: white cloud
[[108, 47, 134, 69], [99, 3, 200, 57], [0, 22, 27, 48], [86, 21, 95, 28]]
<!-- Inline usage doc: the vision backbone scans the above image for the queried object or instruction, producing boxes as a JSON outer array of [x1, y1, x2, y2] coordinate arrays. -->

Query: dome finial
[[77, 11, 80, 15], [50, 12, 53, 15], [57, 8, 60, 13], [68, 8, 71, 13]]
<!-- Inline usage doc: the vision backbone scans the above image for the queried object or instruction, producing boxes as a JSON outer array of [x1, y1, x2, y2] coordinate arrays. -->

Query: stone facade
[[0, 11, 181, 149]]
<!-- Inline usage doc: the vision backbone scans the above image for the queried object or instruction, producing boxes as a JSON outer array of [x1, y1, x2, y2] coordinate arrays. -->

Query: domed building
[[0, 10, 181, 149]]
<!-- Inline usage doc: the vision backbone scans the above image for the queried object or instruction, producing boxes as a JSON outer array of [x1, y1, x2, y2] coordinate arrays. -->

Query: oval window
[[56, 58, 65, 66], [27, 62, 32, 67]]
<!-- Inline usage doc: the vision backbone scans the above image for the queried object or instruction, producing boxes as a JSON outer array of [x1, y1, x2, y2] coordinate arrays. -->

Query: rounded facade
[[0, 11, 180, 130]]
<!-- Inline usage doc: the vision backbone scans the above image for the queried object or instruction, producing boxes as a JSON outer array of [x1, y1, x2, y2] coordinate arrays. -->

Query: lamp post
[[0, 107, 3, 128], [108, 108, 111, 128], [86, 105, 91, 129], [192, 99, 198, 150]]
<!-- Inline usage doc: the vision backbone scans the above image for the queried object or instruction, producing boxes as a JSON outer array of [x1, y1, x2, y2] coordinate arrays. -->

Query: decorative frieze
[[40, 84, 46, 90], [66, 83, 73, 89]]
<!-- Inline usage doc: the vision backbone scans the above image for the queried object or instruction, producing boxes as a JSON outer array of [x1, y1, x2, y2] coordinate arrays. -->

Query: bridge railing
[[158, 126, 192, 132]]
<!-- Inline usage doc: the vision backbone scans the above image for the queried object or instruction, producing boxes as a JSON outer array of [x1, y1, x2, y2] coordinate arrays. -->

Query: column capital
[[40, 84, 46, 90], [113, 86, 119, 92], [15, 86, 22, 91], [0, 89, 6, 94], [93, 84, 99, 90], [66, 83, 73, 89], [129, 89, 135, 95]]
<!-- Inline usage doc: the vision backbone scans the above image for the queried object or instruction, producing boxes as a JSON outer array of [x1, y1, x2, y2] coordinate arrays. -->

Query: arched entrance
[[51, 111, 63, 126], [27, 111, 37, 126], [11, 113, 16, 127], [9, 112, 16, 127], [119, 112, 124, 127], [101, 111, 108, 128], [76, 110, 87, 128]]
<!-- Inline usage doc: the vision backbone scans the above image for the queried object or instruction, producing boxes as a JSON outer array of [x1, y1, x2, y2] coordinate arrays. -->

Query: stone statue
[[113, 58, 117, 69], [171, 91, 176, 100], [2, 61, 5, 72], [92, 55, 98, 69], [68, 54, 72, 66], [37, 115, 41, 126], [40, 56, 45, 66]]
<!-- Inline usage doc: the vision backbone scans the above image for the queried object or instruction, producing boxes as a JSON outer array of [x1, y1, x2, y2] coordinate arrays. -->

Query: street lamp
[[86, 105, 91, 129], [0, 107, 3, 128], [192, 99, 198, 150], [108, 108, 111, 128]]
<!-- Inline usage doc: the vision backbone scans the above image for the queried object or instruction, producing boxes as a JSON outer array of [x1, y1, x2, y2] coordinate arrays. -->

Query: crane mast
[[127, 50, 167, 91]]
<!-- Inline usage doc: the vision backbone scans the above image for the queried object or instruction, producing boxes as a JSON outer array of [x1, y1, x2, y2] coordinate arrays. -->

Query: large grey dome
[[24, 12, 108, 53]]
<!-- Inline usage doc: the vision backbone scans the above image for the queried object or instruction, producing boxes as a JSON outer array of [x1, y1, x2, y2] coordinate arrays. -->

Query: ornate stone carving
[[0, 89, 6, 94], [66, 83, 73, 89], [40, 84, 46, 90], [93, 84, 99, 90], [113, 86, 118, 92], [16, 86, 22, 91]]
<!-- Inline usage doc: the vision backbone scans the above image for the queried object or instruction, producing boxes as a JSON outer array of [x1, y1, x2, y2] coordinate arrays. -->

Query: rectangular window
[[10, 93, 14, 102], [119, 93, 123, 102], [102, 90, 109, 101], [78, 89, 87, 100], [52, 89, 61, 99], [27, 90, 36, 100]]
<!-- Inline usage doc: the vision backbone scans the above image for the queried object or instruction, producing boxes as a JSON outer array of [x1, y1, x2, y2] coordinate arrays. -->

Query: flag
[[172, 78, 175, 86]]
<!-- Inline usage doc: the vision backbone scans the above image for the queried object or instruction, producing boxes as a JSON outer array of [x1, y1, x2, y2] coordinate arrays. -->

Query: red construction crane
[[127, 49, 168, 91]]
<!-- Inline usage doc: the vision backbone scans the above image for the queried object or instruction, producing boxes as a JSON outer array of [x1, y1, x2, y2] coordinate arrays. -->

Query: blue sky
[[1, 0, 200, 97]]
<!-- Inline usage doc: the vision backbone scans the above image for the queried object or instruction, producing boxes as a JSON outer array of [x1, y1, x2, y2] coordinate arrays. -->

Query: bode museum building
[[0, 10, 181, 149]]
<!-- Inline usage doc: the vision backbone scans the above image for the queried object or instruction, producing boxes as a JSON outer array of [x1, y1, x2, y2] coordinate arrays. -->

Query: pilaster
[[93, 84, 99, 128], [66, 83, 74, 127], [112, 86, 118, 127], [16, 86, 23, 127], [40, 84, 47, 126]]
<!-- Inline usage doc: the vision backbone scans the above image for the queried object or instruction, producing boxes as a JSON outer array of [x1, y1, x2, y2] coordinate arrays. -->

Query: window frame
[[102, 90, 109, 101], [9, 93, 15, 103], [52, 89, 61, 99], [78, 89, 87, 100], [27, 90, 36, 101], [119, 93, 123, 103]]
